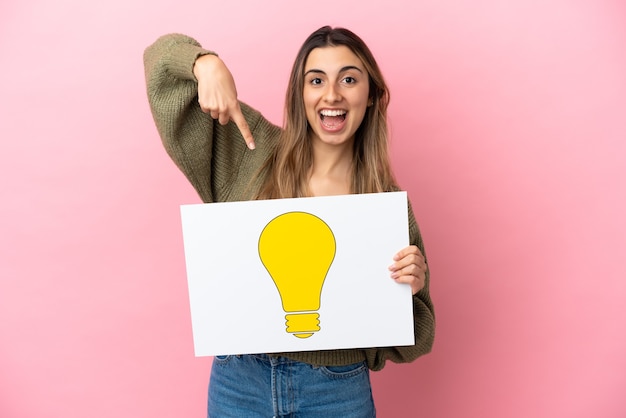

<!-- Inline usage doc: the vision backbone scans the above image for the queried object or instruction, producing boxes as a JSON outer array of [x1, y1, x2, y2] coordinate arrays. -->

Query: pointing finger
[[230, 104, 255, 150]]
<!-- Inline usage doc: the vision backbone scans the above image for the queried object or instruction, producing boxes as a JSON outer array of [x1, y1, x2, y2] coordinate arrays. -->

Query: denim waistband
[[247, 353, 294, 366]]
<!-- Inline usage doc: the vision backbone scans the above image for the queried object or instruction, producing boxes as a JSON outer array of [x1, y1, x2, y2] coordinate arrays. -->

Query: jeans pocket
[[213, 355, 232, 365], [319, 361, 367, 379]]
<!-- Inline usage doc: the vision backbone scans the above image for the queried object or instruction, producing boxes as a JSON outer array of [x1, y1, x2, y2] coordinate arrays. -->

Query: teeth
[[320, 109, 347, 117]]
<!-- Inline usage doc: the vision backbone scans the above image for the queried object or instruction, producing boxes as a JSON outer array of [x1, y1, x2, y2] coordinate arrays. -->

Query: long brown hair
[[256, 26, 397, 199]]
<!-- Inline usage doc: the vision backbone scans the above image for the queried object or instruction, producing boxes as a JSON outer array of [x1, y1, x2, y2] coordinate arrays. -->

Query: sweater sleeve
[[363, 200, 435, 371], [143, 33, 274, 203]]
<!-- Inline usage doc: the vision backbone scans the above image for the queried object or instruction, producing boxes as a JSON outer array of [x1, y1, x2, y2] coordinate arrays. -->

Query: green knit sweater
[[143, 33, 435, 371]]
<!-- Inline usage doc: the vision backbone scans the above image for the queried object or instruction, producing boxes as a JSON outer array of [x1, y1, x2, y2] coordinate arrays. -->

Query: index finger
[[393, 245, 420, 261], [230, 105, 256, 150]]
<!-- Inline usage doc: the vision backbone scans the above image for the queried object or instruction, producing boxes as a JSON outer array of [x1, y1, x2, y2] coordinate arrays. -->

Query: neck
[[308, 139, 353, 196]]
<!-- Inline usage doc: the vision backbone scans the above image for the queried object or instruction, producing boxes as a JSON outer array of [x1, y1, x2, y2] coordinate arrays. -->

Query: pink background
[[1, 1, 625, 417]]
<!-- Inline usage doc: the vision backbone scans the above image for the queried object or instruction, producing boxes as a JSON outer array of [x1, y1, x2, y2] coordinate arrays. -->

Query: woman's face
[[303, 45, 370, 149]]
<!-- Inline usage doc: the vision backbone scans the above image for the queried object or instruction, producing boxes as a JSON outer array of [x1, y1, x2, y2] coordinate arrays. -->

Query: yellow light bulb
[[258, 211, 336, 338]]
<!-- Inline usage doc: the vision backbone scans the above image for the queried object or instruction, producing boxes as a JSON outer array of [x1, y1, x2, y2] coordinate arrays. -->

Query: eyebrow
[[304, 65, 364, 76]]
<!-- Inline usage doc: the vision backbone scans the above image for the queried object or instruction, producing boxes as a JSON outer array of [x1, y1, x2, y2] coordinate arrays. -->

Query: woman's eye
[[343, 76, 356, 84], [310, 78, 322, 85]]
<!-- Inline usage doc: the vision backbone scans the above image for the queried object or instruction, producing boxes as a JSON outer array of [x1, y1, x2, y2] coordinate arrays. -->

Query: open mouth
[[320, 109, 347, 128]]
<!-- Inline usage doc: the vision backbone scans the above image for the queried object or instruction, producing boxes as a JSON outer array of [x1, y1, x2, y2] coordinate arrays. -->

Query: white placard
[[180, 192, 414, 356]]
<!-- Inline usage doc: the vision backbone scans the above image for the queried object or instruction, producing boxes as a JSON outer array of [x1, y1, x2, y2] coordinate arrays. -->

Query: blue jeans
[[208, 354, 376, 417]]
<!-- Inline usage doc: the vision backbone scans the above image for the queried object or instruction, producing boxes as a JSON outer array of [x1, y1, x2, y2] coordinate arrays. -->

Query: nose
[[323, 84, 341, 103]]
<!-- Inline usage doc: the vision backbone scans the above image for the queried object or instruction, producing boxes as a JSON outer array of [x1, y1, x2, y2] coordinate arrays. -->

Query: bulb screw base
[[285, 313, 320, 338]]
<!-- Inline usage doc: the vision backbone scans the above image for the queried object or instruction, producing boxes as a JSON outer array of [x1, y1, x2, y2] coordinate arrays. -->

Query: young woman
[[144, 26, 435, 417]]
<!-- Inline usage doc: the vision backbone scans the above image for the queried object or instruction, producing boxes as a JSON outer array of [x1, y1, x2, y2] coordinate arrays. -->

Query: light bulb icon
[[258, 211, 336, 339]]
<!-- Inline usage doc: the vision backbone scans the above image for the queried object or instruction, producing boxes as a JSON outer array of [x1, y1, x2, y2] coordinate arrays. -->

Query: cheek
[[304, 103, 316, 122], [303, 94, 317, 120], [358, 90, 371, 108], [352, 95, 370, 123], [350, 87, 370, 110]]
